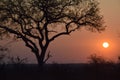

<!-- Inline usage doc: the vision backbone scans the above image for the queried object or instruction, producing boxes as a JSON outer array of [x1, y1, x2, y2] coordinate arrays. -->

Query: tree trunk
[[38, 56, 45, 67], [36, 48, 47, 67], [35, 43, 49, 67]]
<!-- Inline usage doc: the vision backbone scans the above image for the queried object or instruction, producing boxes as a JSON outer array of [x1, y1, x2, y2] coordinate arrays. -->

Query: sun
[[102, 42, 109, 48]]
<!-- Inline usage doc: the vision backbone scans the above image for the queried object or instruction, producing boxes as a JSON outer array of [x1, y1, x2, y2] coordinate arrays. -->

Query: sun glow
[[102, 42, 109, 48]]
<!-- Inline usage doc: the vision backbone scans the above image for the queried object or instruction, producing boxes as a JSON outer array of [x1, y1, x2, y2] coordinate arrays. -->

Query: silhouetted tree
[[0, 54, 5, 64], [8, 56, 27, 65], [88, 54, 106, 64], [0, 46, 7, 72], [117, 56, 120, 64], [0, 0, 105, 66], [0, 45, 8, 64], [88, 54, 114, 65]]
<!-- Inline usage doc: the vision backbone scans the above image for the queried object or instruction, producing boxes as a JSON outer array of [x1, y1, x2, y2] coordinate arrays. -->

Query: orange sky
[[47, 0, 120, 63], [0, 0, 120, 63]]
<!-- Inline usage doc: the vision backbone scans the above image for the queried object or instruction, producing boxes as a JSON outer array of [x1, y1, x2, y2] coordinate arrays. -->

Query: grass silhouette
[[0, 63, 120, 80], [0, 54, 120, 80]]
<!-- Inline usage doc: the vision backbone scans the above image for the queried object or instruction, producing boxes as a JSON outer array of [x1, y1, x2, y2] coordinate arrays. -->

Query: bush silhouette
[[88, 54, 114, 65], [0, 45, 7, 64]]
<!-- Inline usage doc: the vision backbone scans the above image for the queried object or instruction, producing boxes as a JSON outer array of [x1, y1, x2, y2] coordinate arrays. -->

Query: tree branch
[[0, 25, 39, 54], [49, 21, 74, 42], [0, 25, 21, 36], [44, 51, 52, 63]]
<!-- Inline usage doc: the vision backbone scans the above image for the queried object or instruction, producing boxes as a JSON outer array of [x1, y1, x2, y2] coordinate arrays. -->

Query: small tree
[[0, 0, 105, 66], [8, 56, 27, 65], [117, 56, 120, 64], [0, 45, 8, 64], [88, 54, 114, 65], [88, 54, 106, 64]]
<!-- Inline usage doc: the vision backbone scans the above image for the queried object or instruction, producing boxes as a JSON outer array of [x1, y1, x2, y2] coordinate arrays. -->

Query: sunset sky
[[0, 0, 120, 64]]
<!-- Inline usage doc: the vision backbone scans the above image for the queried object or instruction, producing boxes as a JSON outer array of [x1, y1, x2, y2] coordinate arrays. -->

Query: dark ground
[[0, 63, 120, 80]]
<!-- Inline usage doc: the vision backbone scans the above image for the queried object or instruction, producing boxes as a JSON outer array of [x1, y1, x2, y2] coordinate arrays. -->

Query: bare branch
[[0, 25, 21, 36], [44, 51, 52, 63], [0, 25, 39, 54]]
